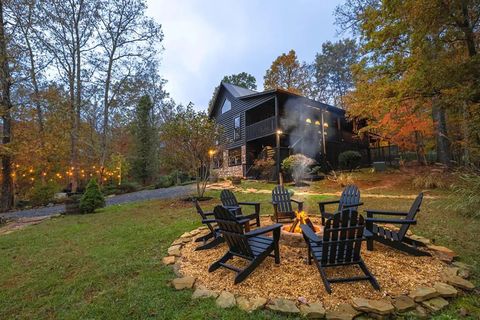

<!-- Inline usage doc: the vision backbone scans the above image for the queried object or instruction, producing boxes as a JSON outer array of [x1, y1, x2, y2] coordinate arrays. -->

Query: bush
[[447, 173, 480, 218], [328, 170, 354, 187], [28, 181, 59, 207], [79, 179, 105, 214], [282, 154, 316, 185], [116, 182, 141, 194], [252, 158, 275, 180], [155, 175, 175, 188], [338, 150, 362, 171], [412, 173, 448, 189], [169, 170, 190, 184]]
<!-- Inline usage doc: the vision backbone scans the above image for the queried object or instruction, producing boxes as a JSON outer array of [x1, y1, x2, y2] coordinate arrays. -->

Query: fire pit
[[280, 211, 323, 248]]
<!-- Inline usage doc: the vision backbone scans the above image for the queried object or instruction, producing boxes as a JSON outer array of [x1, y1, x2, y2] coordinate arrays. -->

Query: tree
[[263, 50, 312, 97], [222, 72, 257, 90], [336, 0, 480, 166], [94, 0, 163, 169], [38, 0, 100, 191], [160, 104, 221, 198], [79, 178, 105, 213], [0, 1, 14, 211], [313, 39, 359, 108], [130, 95, 158, 185]]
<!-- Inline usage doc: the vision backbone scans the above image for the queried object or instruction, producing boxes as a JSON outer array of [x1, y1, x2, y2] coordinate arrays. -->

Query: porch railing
[[246, 116, 276, 141]]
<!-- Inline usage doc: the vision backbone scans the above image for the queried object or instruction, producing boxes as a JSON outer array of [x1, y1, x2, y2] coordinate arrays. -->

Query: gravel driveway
[[0, 184, 195, 220]]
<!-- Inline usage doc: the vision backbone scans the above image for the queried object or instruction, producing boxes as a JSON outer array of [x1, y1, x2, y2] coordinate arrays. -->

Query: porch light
[[208, 149, 216, 156], [323, 123, 329, 128], [314, 120, 320, 126], [305, 118, 311, 124], [276, 129, 283, 135]]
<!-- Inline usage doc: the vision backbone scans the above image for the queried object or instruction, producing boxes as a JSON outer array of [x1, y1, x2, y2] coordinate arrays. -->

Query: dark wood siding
[[212, 87, 275, 150]]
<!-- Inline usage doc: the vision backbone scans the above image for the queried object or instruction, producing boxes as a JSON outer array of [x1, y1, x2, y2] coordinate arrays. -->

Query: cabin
[[208, 82, 370, 178]]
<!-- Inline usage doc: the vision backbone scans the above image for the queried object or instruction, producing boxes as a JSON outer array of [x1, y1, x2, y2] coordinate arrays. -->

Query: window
[[233, 116, 241, 141], [221, 98, 231, 113], [213, 154, 223, 169], [228, 147, 242, 166]]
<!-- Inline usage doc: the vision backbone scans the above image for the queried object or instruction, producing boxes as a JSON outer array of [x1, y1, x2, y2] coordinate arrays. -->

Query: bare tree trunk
[[432, 98, 451, 166], [414, 130, 427, 165], [100, 55, 114, 177], [0, 1, 14, 211]]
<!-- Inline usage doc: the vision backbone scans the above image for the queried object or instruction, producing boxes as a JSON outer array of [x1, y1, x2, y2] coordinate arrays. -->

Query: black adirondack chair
[[209, 205, 282, 284], [365, 193, 430, 256], [193, 200, 224, 250], [318, 184, 363, 225], [301, 209, 380, 294], [271, 185, 304, 222], [220, 189, 261, 227]]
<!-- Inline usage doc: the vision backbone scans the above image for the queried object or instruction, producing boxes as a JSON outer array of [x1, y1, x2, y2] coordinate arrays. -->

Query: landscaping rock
[[434, 282, 458, 298], [172, 262, 183, 277], [421, 297, 449, 312], [409, 286, 439, 302], [215, 291, 236, 308], [167, 245, 182, 257], [171, 238, 184, 246], [427, 245, 457, 262], [444, 267, 459, 277], [192, 286, 218, 299], [326, 303, 362, 320], [172, 276, 195, 290], [444, 275, 475, 290], [162, 256, 176, 265], [409, 234, 431, 245], [236, 296, 267, 313], [411, 305, 429, 319], [299, 302, 326, 319], [392, 295, 416, 312], [180, 232, 191, 238], [267, 298, 300, 315], [452, 261, 472, 270], [458, 268, 471, 279], [352, 298, 394, 315]]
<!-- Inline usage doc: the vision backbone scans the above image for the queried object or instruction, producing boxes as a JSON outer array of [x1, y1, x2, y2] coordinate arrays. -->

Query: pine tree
[[79, 179, 105, 214]]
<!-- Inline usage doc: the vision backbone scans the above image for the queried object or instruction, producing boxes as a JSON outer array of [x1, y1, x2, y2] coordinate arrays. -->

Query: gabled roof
[[221, 82, 257, 97]]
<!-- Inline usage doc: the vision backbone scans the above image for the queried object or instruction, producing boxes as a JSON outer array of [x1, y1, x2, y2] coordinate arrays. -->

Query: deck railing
[[246, 116, 276, 141]]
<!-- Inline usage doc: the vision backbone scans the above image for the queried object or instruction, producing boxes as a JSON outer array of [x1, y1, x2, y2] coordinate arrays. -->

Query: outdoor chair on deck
[[209, 205, 282, 284], [301, 209, 380, 294], [365, 193, 430, 256], [220, 189, 261, 228], [318, 184, 363, 225], [271, 185, 303, 222], [193, 200, 224, 250]]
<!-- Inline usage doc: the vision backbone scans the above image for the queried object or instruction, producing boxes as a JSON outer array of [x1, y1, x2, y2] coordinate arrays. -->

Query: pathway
[[0, 184, 195, 220]]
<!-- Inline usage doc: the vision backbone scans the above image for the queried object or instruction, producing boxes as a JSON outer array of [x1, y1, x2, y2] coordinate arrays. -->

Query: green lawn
[[0, 185, 479, 319]]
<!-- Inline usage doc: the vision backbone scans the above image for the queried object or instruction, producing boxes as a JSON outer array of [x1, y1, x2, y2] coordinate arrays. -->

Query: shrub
[[28, 181, 59, 207], [328, 170, 354, 187], [282, 154, 316, 185], [79, 179, 105, 214], [447, 173, 480, 218], [338, 150, 362, 171], [169, 170, 190, 184], [155, 175, 175, 188], [116, 182, 141, 194], [252, 158, 275, 180], [412, 173, 448, 189]]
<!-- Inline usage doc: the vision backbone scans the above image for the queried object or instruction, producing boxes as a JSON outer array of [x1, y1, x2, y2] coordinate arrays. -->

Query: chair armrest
[[365, 209, 409, 216], [238, 202, 260, 206], [342, 202, 364, 209], [291, 199, 303, 204], [202, 219, 216, 224], [246, 224, 282, 237], [239, 213, 259, 220], [365, 218, 416, 225], [236, 217, 252, 225], [318, 199, 340, 205], [291, 199, 304, 211], [301, 224, 322, 243], [203, 212, 215, 216]]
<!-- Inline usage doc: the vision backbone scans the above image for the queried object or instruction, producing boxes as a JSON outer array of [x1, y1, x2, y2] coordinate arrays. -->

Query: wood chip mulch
[[179, 217, 447, 309]]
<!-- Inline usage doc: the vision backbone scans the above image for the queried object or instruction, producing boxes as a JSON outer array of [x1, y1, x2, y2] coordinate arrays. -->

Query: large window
[[233, 116, 241, 141], [221, 98, 231, 114], [228, 147, 242, 166]]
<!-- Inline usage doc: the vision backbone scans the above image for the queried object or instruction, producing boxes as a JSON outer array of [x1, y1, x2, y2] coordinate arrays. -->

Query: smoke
[[280, 96, 324, 159]]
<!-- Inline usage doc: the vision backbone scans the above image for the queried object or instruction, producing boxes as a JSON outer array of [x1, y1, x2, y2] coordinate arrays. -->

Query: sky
[[146, 0, 345, 110]]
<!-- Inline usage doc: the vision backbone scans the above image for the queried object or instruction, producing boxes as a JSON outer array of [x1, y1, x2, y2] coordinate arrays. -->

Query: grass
[[0, 178, 479, 319]]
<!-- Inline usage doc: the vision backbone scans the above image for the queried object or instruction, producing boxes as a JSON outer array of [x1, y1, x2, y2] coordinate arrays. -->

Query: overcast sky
[[146, 0, 345, 110]]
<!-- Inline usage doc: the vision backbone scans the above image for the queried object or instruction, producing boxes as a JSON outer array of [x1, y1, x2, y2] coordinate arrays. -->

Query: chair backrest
[[193, 200, 215, 235], [213, 205, 253, 259], [220, 189, 239, 207], [398, 192, 423, 240], [338, 184, 361, 212], [321, 209, 365, 266], [272, 185, 293, 213]]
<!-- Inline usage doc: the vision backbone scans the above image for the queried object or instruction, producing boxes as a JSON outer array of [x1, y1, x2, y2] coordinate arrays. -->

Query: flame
[[289, 210, 309, 233]]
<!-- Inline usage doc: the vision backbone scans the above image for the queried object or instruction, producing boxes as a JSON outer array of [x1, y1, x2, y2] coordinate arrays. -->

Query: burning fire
[[288, 210, 313, 233]]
